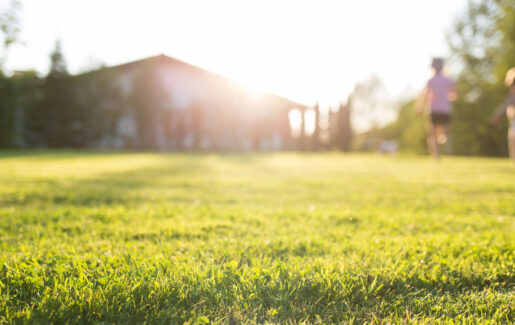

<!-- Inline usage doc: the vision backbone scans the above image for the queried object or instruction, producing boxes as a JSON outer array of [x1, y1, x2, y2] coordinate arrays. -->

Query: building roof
[[77, 54, 307, 110]]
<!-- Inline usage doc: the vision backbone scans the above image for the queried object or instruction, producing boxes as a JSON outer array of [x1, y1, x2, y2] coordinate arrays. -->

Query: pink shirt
[[427, 73, 456, 114]]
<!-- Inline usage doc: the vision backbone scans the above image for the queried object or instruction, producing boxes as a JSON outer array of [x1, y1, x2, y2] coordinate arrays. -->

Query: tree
[[48, 41, 68, 78], [32, 40, 76, 146], [343, 76, 392, 152], [0, 1, 38, 148], [447, 0, 515, 156], [350, 75, 391, 131], [337, 99, 353, 152], [378, 0, 514, 156], [312, 102, 321, 150], [0, 0, 20, 66], [0, 70, 41, 147]]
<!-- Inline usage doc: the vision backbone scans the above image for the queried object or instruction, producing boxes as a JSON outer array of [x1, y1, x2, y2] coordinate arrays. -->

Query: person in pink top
[[491, 67, 515, 162], [417, 58, 458, 160]]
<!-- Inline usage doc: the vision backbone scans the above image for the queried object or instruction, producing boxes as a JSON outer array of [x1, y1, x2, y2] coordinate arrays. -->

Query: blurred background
[[0, 0, 513, 155]]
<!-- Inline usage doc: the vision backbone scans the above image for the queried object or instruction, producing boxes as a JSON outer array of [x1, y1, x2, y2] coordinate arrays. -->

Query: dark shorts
[[430, 112, 451, 125]]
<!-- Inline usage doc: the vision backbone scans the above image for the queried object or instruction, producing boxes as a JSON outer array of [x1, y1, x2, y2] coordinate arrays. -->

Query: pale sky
[[4, 0, 467, 130]]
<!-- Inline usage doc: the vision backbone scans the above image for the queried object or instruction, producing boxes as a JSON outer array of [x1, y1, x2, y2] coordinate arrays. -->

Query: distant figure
[[417, 58, 458, 160], [491, 67, 515, 162], [379, 140, 399, 155]]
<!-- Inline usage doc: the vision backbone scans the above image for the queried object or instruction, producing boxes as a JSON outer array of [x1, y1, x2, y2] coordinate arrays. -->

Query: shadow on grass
[[0, 149, 148, 159], [1, 151, 278, 208], [2, 156, 216, 207]]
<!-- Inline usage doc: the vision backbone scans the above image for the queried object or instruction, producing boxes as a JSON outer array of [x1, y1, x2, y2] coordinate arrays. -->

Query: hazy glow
[[288, 109, 302, 137], [6, 0, 467, 130], [304, 109, 316, 136]]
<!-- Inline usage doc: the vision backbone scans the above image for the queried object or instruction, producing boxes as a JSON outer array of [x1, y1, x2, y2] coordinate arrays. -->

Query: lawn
[[0, 151, 513, 324]]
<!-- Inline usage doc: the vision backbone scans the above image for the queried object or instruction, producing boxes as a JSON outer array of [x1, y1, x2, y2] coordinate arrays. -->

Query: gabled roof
[[77, 54, 307, 109]]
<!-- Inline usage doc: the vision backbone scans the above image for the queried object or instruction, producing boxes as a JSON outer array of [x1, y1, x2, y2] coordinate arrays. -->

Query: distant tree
[[340, 76, 390, 152], [0, 0, 20, 145], [0, 71, 16, 146], [350, 75, 391, 131], [312, 103, 321, 150], [365, 0, 514, 156], [447, 0, 515, 156], [0, 70, 41, 147], [375, 99, 427, 154], [0, 0, 20, 66], [33, 40, 76, 146], [337, 99, 353, 152], [47, 40, 69, 78]]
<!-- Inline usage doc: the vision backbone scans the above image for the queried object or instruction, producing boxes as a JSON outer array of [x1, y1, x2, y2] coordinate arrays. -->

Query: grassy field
[[0, 151, 513, 324]]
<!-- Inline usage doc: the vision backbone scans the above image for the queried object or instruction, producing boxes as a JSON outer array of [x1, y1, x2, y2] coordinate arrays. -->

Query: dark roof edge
[[75, 54, 308, 109]]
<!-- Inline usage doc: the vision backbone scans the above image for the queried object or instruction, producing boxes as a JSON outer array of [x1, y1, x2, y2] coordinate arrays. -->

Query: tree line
[[0, 42, 117, 148]]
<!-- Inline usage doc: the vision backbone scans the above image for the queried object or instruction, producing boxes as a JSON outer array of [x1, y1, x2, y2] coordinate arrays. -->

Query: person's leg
[[441, 123, 452, 155], [434, 124, 445, 144], [508, 128, 515, 163], [427, 122, 439, 160], [435, 122, 449, 158], [431, 118, 451, 156]]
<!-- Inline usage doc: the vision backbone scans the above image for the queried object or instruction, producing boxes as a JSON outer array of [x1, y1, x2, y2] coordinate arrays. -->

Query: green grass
[[0, 151, 513, 324]]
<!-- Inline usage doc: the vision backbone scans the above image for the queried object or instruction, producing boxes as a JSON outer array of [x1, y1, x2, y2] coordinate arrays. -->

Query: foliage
[[25, 41, 68, 146], [447, 0, 515, 156], [350, 75, 392, 131], [47, 40, 68, 79], [0, 0, 20, 64], [0, 0, 25, 147], [337, 101, 353, 152], [376, 100, 427, 154], [373, 0, 514, 156], [0, 152, 513, 323], [0, 70, 40, 147], [30, 40, 121, 148]]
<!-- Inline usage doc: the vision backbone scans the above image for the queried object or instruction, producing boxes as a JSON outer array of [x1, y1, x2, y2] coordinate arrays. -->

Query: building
[[73, 54, 306, 150]]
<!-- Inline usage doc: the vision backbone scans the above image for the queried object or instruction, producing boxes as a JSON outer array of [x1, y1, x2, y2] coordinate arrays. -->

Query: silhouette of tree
[[312, 103, 321, 150], [446, 0, 515, 156], [0, 70, 40, 147], [35, 40, 76, 146], [48, 41, 69, 78], [350, 75, 390, 130], [338, 99, 353, 152]]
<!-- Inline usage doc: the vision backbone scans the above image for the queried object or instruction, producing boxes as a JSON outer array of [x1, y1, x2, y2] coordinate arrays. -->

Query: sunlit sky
[[5, 0, 467, 130]]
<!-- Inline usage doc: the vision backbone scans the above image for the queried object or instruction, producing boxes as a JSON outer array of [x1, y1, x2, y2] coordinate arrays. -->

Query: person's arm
[[449, 81, 458, 102], [491, 97, 511, 124], [491, 106, 506, 124], [415, 87, 428, 115]]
